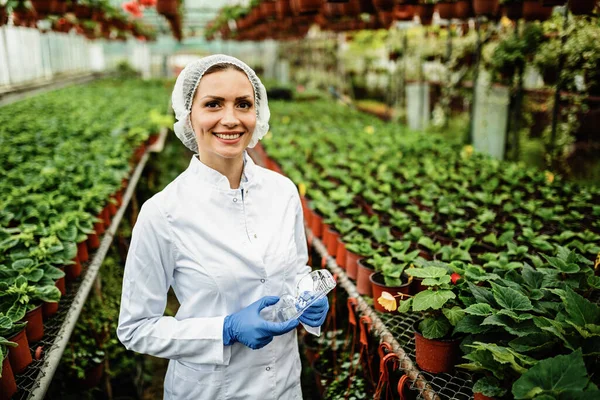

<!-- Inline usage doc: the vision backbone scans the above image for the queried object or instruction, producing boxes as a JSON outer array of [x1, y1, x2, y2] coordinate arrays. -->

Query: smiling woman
[[190, 65, 257, 188], [117, 55, 329, 400]]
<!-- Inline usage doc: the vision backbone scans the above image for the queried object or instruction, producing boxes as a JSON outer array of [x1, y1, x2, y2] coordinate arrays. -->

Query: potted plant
[[0, 275, 61, 343], [370, 253, 412, 313], [415, 0, 436, 25], [344, 236, 377, 281], [0, 336, 18, 400], [436, 0, 457, 20], [0, 314, 29, 375], [383, 263, 466, 373]]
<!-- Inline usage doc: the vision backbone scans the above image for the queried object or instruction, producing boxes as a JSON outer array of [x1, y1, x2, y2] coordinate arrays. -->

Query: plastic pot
[[102, 206, 111, 228], [569, 0, 597, 15], [321, 224, 331, 249], [311, 212, 323, 238], [80, 360, 105, 388], [66, 256, 82, 280], [7, 328, 32, 374], [454, 0, 473, 19], [414, 323, 461, 374], [436, 1, 456, 19], [522, 0, 553, 21], [415, 4, 434, 25], [94, 219, 105, 235], [474, 393, 495, 400], [23, 304, 44, 343], [346, 251, 360, 280], [501, 1, 522, 20], [290, 0, 322, 16], [55, 266, 66, 295], [369, 272, 411, 313], [42, 300, 59, 320], [327, 228, 339, 257], [335, 237, 346, 269], [472, 0, 499, 16], [356, 259, 374, 296], [0, 356, 17, 400], [77, 240, 89, 263], [87, 232, 100, 250]]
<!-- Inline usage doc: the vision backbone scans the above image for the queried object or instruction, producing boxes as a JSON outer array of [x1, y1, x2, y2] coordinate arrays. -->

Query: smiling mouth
[[213, 132, 244, 140]]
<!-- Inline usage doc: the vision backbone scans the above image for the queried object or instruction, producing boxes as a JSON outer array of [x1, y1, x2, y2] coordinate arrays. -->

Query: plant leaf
[[412, 290, 455, 311], [464, 303, 494, 316], [492, 284, 533, 311]]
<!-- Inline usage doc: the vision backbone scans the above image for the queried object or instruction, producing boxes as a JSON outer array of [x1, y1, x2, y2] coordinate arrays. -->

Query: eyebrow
[[201, 95, 252, 101]]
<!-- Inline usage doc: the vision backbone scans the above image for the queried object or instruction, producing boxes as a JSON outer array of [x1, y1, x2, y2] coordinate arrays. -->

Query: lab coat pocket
[[172, 360, 225, 400]]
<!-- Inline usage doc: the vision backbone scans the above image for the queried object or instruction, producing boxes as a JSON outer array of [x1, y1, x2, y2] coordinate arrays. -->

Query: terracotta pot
[[102, 206, 111, 228], [474, 393, 495, 400], [77, 241, 89, 263], [415, 3, 434, 24], [55, 266, 66, 296], [108, 200, 117, 216], [156, 0, 178, 16], [290, 0, 322, 15], [0, 6, 8, 27], [31, 0, 52, 14], [569, 0, 597, 14], [42, 299, 59, 320], [372, 0, 394, 12], [356, 259, 374, 296], [414, 323, 461, 374], [66, 256, 82, 281], [335, 237, 347, 269], [0, 356, 17, 400], [80, 360, 105, 388], [94, 218, 105, 235], [276, 0, 294, 19], [410, 276, 428, 294], [501, 1, 522, 20], [87, 232, 101, 250], [522, 0, 553, 21], [301, 197, 312, 226], [394, 4, 414, 20], [115, 190, 124, 208], [436, 2, 456, 19], [370, 272, 411, 313], [327, 228, 339, 257], [74, 4, 92, 19], [321, 224, 331, 249], [346, 251, 360, 280], [454, 0, 473, 19], [472, 0, 499, 16], [311, 212, 323, 238], [377, 10, 394, 28], [8, 328, 32, 374], [22, 304, 44, 343]]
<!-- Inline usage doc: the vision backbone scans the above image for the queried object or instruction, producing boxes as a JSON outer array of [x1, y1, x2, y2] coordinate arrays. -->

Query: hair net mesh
[[171, 54, 270, 153]]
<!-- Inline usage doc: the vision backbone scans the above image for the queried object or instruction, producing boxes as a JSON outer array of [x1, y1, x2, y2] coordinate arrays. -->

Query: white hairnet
[[171, 54, 270, 153]]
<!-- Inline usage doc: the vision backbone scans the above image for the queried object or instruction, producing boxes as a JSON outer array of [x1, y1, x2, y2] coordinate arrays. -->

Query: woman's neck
[[198, 153, 244, 189]]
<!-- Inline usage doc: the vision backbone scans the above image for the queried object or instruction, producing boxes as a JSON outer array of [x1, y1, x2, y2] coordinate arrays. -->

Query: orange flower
[[122, 1, 143, 18]]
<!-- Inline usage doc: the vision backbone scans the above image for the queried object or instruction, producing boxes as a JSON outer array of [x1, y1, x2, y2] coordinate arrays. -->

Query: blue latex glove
[[299, 295, 329, 327], [223, 296, 299, 350]]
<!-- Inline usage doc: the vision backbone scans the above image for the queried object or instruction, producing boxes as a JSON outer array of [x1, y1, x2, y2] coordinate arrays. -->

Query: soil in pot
[[345, 251, 360, 280], [414, 323, 461, 374], [22, 304, 44, 343], [0, 356, 17, 400], [7, 328, 32, 374], [356, 259, 374, 296], [370, 272, 411, 313]]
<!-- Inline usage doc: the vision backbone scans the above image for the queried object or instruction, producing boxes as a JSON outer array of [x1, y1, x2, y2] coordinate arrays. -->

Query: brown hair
[[203, 63, 245, 76]]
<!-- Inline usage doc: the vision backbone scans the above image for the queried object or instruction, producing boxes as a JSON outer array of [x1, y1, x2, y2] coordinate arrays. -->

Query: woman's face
[[190, 68, 256, 162]]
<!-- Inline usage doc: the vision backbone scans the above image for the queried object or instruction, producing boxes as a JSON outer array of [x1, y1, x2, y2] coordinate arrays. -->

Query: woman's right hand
[[223, 296, 299, 350]]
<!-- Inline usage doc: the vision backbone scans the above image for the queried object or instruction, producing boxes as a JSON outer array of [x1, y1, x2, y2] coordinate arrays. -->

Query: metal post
[[468, 16, 483, 144], [549, 4, 570, 164]]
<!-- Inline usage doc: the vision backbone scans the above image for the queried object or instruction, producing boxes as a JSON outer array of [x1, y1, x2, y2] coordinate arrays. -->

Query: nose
[[220, 104, 240, 128]]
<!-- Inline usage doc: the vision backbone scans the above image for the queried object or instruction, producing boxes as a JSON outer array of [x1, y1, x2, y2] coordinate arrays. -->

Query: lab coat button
[[266, 367, 271, 371], [253, 234, 257, 239], [233, 198, 238, 202], [260, 279, 265, 283]]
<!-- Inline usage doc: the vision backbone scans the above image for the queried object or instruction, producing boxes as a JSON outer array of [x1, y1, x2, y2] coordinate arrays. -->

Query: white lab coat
[[117, 151, 312, 400]]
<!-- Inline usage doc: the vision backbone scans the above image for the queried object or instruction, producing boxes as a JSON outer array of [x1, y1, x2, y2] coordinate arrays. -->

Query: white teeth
[[215, 133, 241, 140]]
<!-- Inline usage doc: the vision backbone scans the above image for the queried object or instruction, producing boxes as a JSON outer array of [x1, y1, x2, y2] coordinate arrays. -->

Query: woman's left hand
[[299, 296, 329, 327]]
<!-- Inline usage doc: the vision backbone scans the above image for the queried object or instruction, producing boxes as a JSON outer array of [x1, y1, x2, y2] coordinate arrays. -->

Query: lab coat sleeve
[[292, 193, 322, 336], [117, 199, 231, 365]]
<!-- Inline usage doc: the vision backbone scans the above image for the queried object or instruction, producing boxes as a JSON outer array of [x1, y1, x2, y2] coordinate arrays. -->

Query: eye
[[205, 101, 220, 108], [238, 101, 253, 109]]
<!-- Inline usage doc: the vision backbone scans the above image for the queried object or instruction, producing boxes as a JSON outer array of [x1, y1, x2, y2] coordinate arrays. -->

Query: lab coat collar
[[188, 151, 257, 190]]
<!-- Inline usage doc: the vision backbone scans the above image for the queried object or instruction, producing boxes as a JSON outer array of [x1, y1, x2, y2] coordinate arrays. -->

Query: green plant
[[0, 275, 61, 321]]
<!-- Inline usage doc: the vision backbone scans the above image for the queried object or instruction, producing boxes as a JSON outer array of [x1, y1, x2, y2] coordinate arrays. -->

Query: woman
[[117, 55, 329, 399]]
